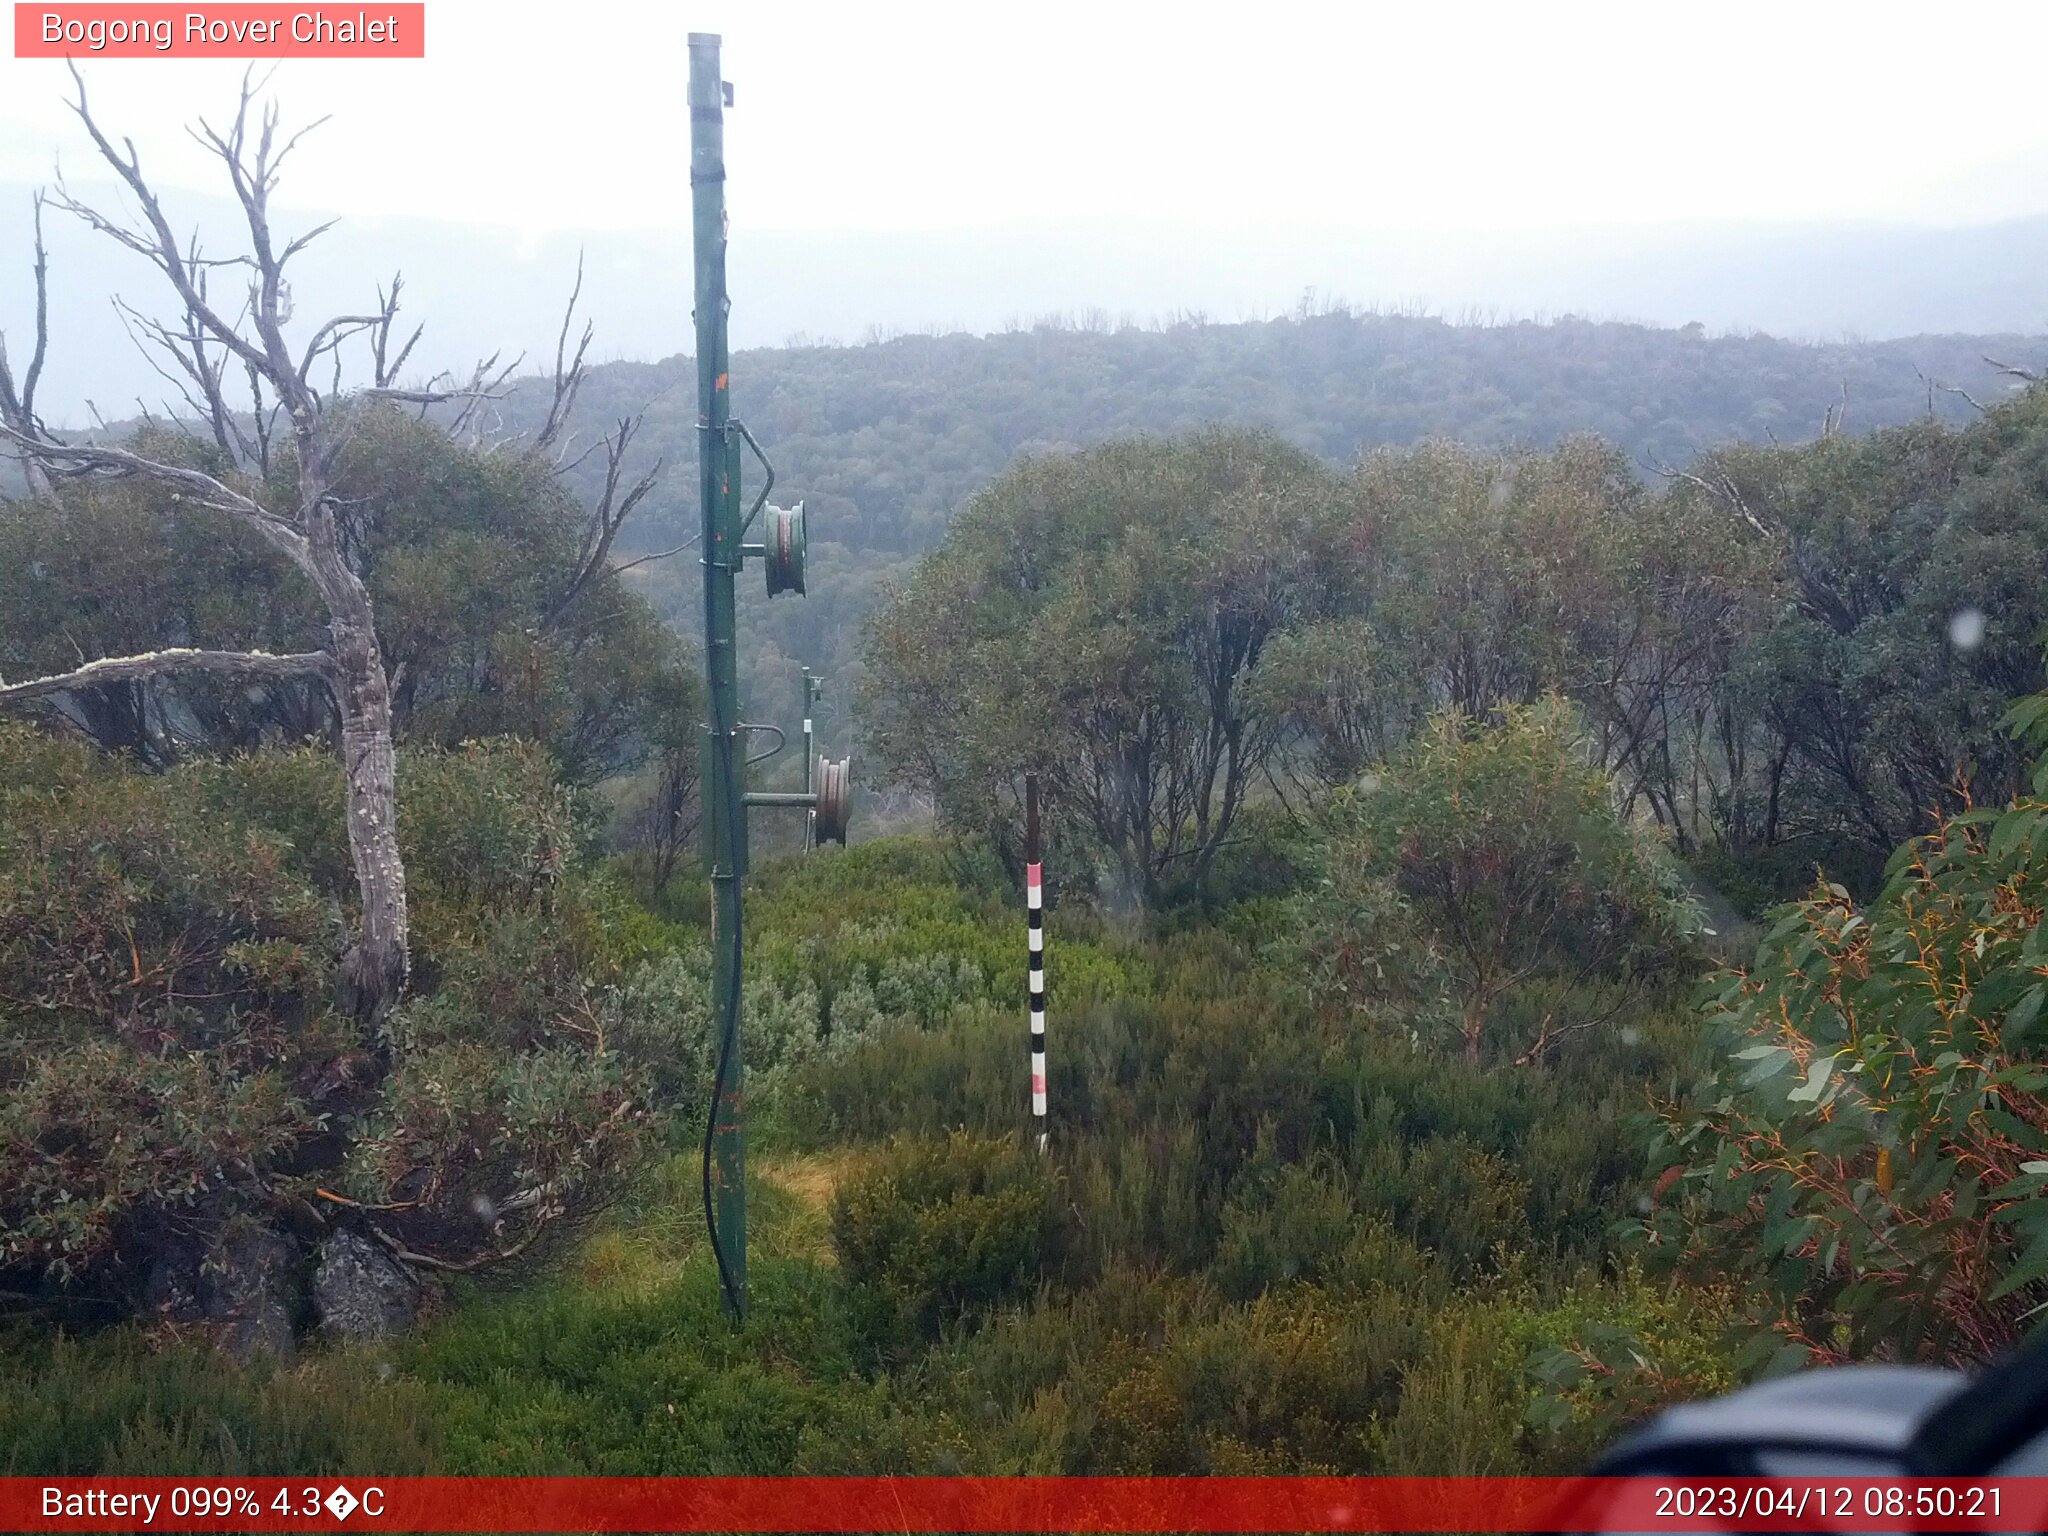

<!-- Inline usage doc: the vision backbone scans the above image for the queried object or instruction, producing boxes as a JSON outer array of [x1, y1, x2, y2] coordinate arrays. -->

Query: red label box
[[14, 4, 425, 57]]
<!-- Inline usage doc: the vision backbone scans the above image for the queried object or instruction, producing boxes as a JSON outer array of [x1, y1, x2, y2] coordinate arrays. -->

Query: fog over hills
[[3, 181, 2046, 424]]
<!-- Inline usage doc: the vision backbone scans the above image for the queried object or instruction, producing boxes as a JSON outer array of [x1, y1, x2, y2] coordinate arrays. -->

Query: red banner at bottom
[[8, 1476, 2048, 1532]]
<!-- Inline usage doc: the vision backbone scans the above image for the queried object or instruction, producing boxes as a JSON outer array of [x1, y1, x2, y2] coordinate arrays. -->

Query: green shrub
[[1064, 1122, 1218, 1277], [0, 726, 647, 1310], [1510, 1269, 1743, 1468], [833, 1133, 1067, 1353], [1644, 686, 2048, 1367], [1364, 1301, 1532, 1474], [1088, 1288, 1399, 1472], [0, 727, 344, 1286], [406, 1256, 954, 1474], [782, 1003, 1027, 1147], [1292, 699, 1698, 1064], [0, 1254, 957, 1476], [1689, 837, 1889, 920], [0, 1325, 439, 1476], [1647, 854, 2048, 1362], [1152, 801, 1321, 928], [1212, 1156, 1369, 1300], [1350, 1136, 1532, 1281], [914, 1267, 1428, 1474]]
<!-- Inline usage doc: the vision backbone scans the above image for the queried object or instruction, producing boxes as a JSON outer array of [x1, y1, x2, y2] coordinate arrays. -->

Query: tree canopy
[[0, 407, 694, 785], [863, 427, 1347, 905]]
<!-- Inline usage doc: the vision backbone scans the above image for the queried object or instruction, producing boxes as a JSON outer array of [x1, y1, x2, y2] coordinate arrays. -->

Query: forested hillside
[[496, 309, 2045, 719]]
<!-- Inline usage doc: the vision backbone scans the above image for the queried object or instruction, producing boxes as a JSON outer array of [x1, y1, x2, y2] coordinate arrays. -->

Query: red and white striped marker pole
[[1026, 774, 1047, 1151]]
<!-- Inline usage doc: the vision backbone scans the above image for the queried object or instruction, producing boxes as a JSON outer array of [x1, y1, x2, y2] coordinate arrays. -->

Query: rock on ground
[[143, 1228, 304, 1361], [312, 1227, 420, 1341], [210, 1228, 302, 1361]]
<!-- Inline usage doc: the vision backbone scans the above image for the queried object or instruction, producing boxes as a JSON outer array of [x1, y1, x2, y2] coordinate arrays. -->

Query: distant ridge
[[403, 304, 2045, 709], [505, 307, 2044, 564], [3, 180, 2047, 422]]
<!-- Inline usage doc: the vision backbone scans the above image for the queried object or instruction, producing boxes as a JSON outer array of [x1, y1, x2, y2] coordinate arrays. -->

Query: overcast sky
[[6, 0, 2048, 422], [5, 0, 2048, 238]]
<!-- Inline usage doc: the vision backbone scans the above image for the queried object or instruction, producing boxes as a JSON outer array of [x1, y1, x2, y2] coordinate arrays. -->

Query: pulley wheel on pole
[[765, 502, 807, 596], [813, 756, 852, 844]]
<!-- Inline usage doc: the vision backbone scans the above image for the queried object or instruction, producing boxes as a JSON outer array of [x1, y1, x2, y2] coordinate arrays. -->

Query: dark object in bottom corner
[[1590, 1328, 2048, 1479]]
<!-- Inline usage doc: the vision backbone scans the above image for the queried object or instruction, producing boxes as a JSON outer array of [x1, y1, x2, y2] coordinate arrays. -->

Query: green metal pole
[[690, 30, 746, 1318]]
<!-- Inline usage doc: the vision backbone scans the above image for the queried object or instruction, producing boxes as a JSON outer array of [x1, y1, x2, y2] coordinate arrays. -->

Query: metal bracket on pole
[[732, 420, 776, 537], [740, 722, 786, 768]]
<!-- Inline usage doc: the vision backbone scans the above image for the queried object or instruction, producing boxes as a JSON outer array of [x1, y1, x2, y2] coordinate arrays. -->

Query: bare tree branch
[[246, 356, 280, 471], [543, 415, 661, 629], [1821, 382, 1849, 438], [360, 380, 498, 408], [364, 1216, 548, 1274], [113, 293, 264, 464], [534, 250, 592, 455], [189, 80, 311, 397], [1643, 450, 1775, 541], [608, 531, 701, 576], [297, 311, 385, 386], [54, 63, 282, 391], [364, 351, 521, 443], [0, 419, 305, 547], [0, 646, 330, 705], [276, 214, 340, 266], [19, 192, 48, 423], [0, 192, 53, 496], [370, 273, 422, 389]]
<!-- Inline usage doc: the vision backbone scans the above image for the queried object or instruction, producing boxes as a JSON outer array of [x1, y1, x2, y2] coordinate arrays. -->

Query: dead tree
[[0, 71, 522, 1021], [0, 72, 676, 1022]]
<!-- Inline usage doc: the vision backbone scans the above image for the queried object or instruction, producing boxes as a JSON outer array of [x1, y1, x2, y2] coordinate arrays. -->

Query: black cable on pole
[[701, 982, 741, 1313], [701, 691, 744, 1316]]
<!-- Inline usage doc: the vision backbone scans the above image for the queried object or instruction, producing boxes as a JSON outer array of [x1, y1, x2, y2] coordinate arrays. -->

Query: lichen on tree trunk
[[322, 558, 409, 1023]]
